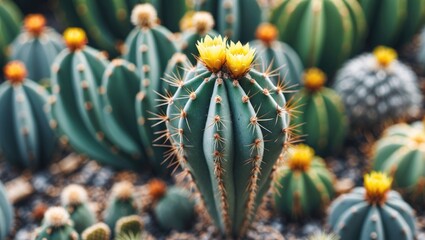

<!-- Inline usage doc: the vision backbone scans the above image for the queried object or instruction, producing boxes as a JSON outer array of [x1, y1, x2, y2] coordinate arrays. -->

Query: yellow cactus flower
[[4, 61, 27, 84], [304, 68, 326, 91], [287, 144, 314, 171], [196, 35, 227, 72], [373, 46, 397, 68], [225, 41, 255, 79], [63, 28, 87, 51], [24, 14, 46, 36], [364, 171, 392, 205]]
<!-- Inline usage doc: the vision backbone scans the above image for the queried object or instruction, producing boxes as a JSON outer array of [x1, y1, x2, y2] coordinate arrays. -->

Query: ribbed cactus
[[250, 23, 303, 98], [115, 215, 143, 237], [10, 14, 64, 87], [164, 53, 191, 95], [328, 172, 416, 240], [0, 61, 57, 170], [0, 181, 13, 240], [359, 0, 425, 48], [34, 207, 79, 240], [61, 185, 96, 234], [292, 68, 347, 156], [82, 223, 111, 240], [0, 0, 21, 69], [194, 0, 263, 42], [274, 145, 334, 219], [270, 0, 366, 75], [333, 46, 422, 131], [166, 35, 290, 237]]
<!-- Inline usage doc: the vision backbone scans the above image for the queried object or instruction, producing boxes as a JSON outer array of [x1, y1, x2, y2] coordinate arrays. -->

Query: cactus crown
[[304, 68, 326, 91], [225, 41, 256, 78], [148, 179, 167, 201], [193, 11, 214, 34], [364, 172, 392, 205], [115, 215, 144, 236], [24, 14, 46, 36], [287, 144, 314, 171], [63, 28, 87, 51], [411, 132, 425, 144], [61, 184, 88, 206], [131, 4, 157, 28], [4, 61, 27, 84], [43, 207, 71, 227], [196, 35, 227, 72], [255, 23, 278, 45], [112, 181, 134, 200], [373, 46, 397, 68], [81, 222, 111, 240]]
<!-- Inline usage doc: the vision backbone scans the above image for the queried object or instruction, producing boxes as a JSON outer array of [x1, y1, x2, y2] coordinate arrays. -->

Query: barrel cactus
[[166, 35, 291, 237], [292, 68, 347, 156], [10, 14, 64, 87], [270, 0, 366, 75], [333, 46, 422, 131], [82, 223, 110, 240], [0, 181, 13, 239], [274, 144, 335, 219], [329, 172, 416, 240], [34, 207, 79, 240], [115, 215, 143, 237], [0, 61, 57, 170], [250, 23, 303, 98], [0, 0, 21, 69]]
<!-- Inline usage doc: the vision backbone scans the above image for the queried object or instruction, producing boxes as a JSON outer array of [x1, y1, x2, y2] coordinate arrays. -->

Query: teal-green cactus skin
[[0, 0, 22, 69], [152, 0, 189, 33], [419, 29, 425, 66], [328, 188, 416, 240], [81, 223, 110, 240], [0, 70, 57, 170], [358, 0, 425, 48], [166, 64, 290, 237], [35, 207, 79, 240], [153, 187, 195, 231], [0, 181, 13, 240], [194, 0, 263, 42], [270, 0, 366, 76], [164, 53, 190, 94], [115, 215, 143, 236]]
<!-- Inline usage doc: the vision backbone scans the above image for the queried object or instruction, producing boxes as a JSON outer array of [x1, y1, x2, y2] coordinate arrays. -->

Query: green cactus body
[[115, 215, 144, 236], [153, 187, 195, 231], [0, 182, 13, 240], [66, 203, 95, 234], [270, 0, 366, 76], [0, 0, 21, 69], [328, 188, 416, 240], [163, 53, 190, 95], [418, 29, 425, 66], [82, 223, 111, 240], [152, 0, 189, 33], [35, 207, 79, 240]]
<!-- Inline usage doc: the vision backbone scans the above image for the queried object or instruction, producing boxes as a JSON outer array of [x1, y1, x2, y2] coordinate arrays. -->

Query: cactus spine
[[0, 0, 22, 69], [0, 181, 13, 239], [34, 207, 79, 240]]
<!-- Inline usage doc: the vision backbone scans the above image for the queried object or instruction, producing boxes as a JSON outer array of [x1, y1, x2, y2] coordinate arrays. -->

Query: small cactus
[[34, 206, 79, 240], [81, 222, 111, 240], [115, 215, 144, 237], [0, 181, 13, 239]]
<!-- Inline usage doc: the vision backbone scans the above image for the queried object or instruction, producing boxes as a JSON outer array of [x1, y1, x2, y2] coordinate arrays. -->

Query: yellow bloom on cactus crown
[[304, 68, 326, 91], [225, 41, 255, 79], [373, 46, 397, 68], [287, 144, 315, 171], [196, 35, 227, 73], [63, 28, 87, 51], [364, 171, 392, 205]]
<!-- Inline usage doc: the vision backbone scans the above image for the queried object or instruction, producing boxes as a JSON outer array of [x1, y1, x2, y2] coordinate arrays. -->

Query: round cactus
[[292, 68, 347, 156], [34, 207, 79, 240], [166, 35, 291, 237], [270, 0, 366, 75], [10, 14, 64, 87], [328, 172, 416, 240], [274, 144, 335, 219], [81, 223, 111, 240], [333, 46, 422, 131], [0, 61, 57, 170], [0, 181, 13, 240], [250, 23, 303, 98], [115, 215, 144, 237], [0, 0, 22, 69]]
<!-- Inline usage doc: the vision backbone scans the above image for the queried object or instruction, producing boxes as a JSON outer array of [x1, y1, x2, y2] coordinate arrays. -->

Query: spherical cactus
[[61, 185, 96, 234], [250, 23, 303, 98], [0, 61, 57, 170], [292, 68, 347, 156], [166, 35, 291, 237], [333, 46, 422, 131], [328, 172, 416, 240], [115, 215, 143, 237], [10, 14, 65, 87], [0, 181, 13, 239], [270, 0, 366, 75], [81, 223, 110, 240], [34, 207, 79, 240], [274, 144, 335, 219], [0, 0, 21, 69]]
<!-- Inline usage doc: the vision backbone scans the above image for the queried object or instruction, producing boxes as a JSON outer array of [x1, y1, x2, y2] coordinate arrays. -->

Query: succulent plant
[[166, 35, 291, 237], [163, 53, 191, 95], [34, 206, 79, 240], [333, 46, 422, 131], [274, 144, 335, 219], [308, 232, 340, 240], [328, 172, 416, 240], [194, 0, 263, 42], [250, 23, 303, 98], [61, 184, 96, 234], [292, 68, 347, 156], [0, 61, 57, 170], [0, 181, 13, 240], [10, 14, 64, 87], [81, 222, 111, 240], [0, 0, 22, 69], [115, 215, 144, 237], [270, 0, 366, 75]]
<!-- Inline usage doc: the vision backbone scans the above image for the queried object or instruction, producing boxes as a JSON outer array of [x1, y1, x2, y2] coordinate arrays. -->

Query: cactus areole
[[166, 35, 290, 237]]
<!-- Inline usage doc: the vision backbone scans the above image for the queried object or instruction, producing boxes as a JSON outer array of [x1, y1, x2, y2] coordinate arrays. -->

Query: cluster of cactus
[[10, 14, 64, 88], [0, 0, 22, 69], [34, 206, 79, 240], [292, 68, 347, 156], [274, 144, 335, 219], [0, 181, 13, 239], [333, 46, 422, 131], [328, 172, 416, 240], [270, 0, 366, 75], [0, 61, 57, 170]]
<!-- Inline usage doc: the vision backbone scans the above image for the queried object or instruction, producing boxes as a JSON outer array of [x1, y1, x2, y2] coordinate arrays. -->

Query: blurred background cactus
[[82, 223, 110, 240], [0, 181, 13, 239], [115, 215, 144, 238], [34, 206, 79, 240], [0, 0, 22, 70]]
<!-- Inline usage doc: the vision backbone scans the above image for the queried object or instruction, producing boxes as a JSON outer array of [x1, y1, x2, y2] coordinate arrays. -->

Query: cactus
[[417, 28, 425, 67], [166, 35, 290, 237], [34, 207, 79, 240], [270, 0, 366, 75], [358, 0, 425, 48], [292, 68, 347, 156], [250, 23, 303, 98], [274, 144, 335, 219], [0, 61, 57, 170], [194, 0, 263, 42], [10, 14, 65, 88], [81, 222, 111, 240], [328, 172, 416, 240], [333, 46, 422, 131], [163, 53, 191, 95], [61, 185, 96, 234], [0, 0, 22, 69], [115, 215, 143, 236], [0, 181, 13, 240], [308, 232, 340, 240], [104, 181, 138, 231]]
